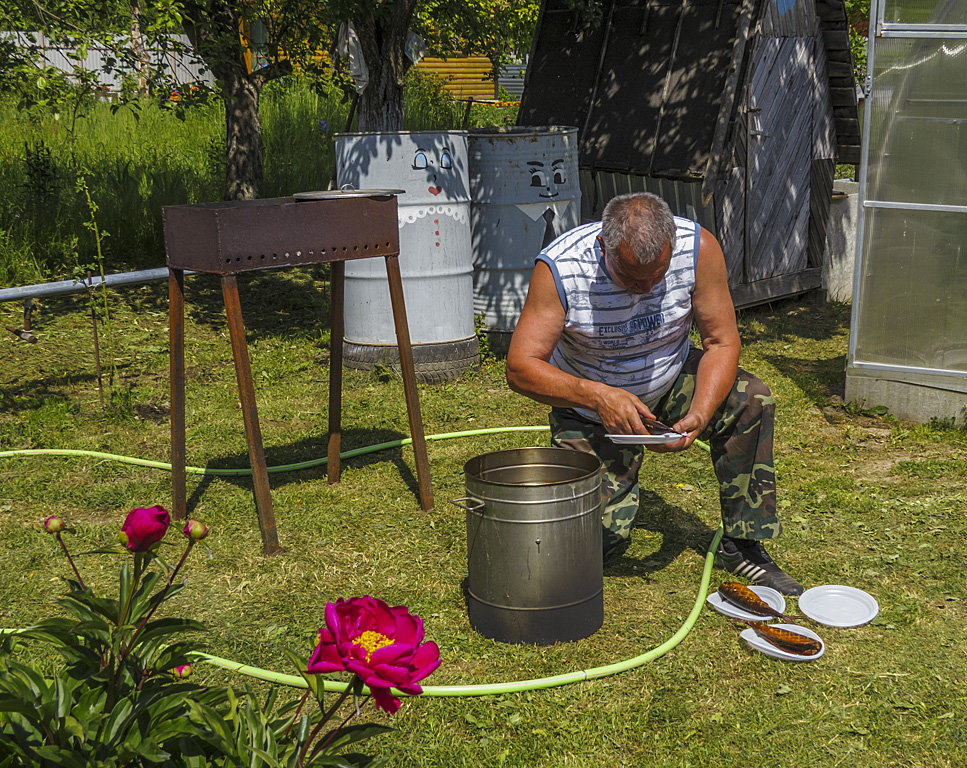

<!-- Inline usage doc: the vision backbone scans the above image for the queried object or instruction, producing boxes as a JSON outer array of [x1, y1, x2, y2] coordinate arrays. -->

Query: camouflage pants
[[550, 347, 781, 558]]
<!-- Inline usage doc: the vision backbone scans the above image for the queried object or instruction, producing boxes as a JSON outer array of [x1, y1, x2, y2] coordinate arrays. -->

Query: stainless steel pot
[[454, 447, 603, 645]]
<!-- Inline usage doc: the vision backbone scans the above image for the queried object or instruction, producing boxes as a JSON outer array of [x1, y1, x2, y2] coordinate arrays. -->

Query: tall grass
[[0, 72, 518, 288]]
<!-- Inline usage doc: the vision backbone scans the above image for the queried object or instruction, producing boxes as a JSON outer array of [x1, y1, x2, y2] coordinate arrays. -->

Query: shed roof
[[518, 0, 861, 178]]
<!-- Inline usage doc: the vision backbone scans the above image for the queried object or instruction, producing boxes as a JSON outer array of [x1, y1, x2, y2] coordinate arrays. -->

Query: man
[[506, 192, 802, 596]]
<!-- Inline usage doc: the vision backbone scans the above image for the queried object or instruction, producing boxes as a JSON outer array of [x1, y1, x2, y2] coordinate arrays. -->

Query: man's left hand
[[646, 411, 706, 453]]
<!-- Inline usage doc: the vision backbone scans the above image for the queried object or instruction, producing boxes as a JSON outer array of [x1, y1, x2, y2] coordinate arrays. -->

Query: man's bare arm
[[506, 261, 656, 434], [662, 227, 741, 444]]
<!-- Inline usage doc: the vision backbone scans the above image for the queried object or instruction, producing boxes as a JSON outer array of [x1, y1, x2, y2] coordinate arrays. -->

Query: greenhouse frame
[[846, 0, 967, 425]]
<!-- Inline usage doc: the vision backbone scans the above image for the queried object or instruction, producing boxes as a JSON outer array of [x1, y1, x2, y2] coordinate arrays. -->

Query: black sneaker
[[603, 530, 630, 563], [714, 536, 804, 596]]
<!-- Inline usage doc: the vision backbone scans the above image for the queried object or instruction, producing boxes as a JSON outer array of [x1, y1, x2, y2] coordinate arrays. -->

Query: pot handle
[[449, 497, 485, 513]]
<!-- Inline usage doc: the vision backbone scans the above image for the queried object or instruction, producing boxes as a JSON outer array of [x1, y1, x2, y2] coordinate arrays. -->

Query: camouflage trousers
[[550, 347, 781, 559]]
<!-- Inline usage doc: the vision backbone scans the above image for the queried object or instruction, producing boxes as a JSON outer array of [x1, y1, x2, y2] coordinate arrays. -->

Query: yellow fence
[[415, 56, 496, 100]]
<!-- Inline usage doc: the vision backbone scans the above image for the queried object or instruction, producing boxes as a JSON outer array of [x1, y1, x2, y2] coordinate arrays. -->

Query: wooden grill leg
[[221, 274, 282, 555], [327, 261, 345, 484], [384, 254, 434, 512], [169, 268, 187, 521]]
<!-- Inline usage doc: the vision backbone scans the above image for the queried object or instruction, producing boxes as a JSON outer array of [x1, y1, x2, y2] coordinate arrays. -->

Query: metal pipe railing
[[0, 267, 192, 304]]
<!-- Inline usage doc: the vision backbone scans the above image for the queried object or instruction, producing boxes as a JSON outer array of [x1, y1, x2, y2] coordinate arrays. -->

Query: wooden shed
[[517, 0, 861, 306]]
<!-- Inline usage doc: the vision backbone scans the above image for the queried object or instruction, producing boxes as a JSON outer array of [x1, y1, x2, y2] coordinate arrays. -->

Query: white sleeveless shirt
[[537, 217, 699, 422]]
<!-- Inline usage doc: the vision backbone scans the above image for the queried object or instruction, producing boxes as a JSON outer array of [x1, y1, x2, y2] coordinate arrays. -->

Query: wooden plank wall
[[577, 171, 717, 232], [758, 0, 817, 37], [746, 37, 813, 282], [415, 56, 496, 100]]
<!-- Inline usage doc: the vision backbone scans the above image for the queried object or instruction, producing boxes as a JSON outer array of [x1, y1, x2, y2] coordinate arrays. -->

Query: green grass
[[1, 286, 965, 767], [0, 72, 518, 287]]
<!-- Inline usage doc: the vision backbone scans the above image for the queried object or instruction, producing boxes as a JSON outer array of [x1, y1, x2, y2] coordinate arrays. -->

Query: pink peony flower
[[182, 519, 209, 541], [307, 596, 440, 714], [173, 664, 191, 679], [119, 506, 170, 552]]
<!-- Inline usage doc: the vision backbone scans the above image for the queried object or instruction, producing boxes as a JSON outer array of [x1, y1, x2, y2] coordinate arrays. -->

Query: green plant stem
[[118, 552, 143, 628], [54, 531, 87, 590], [283, 689, 312, 739], [117, 541, 194, 668], [311, 693, 372, 760], [297, 680, 355, 767]]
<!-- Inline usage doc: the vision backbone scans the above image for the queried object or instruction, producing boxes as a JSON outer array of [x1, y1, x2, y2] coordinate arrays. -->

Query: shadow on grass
[[607, 489, 716, 577], [185, 427, 416, 515], [761, 351, 848, 404], [736, 296, 850, 345]]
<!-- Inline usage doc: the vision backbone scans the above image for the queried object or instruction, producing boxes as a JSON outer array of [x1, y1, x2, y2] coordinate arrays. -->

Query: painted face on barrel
[[527, 159, 566, 199], [599, 236, 673, 295], [411, 147, 455, 196]]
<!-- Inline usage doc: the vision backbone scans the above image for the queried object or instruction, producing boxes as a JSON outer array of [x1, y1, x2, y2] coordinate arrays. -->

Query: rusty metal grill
[[163, 195, 401, 274], [165, 191, 432, 554]]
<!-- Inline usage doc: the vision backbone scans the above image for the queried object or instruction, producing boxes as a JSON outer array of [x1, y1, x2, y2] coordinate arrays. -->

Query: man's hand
[[590, 384, 657, 435], [646, 410, 706, 453]]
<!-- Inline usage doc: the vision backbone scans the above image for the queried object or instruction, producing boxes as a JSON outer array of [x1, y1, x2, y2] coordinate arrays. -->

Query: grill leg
[[221, 274, 282, 555], [169, 268, 187, 521], [327, 261, 344, 484], [384, 254, 434, 512]]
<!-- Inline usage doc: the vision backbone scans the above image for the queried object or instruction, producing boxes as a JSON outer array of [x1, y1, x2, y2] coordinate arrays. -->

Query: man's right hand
[[590, 383, 657, 435]]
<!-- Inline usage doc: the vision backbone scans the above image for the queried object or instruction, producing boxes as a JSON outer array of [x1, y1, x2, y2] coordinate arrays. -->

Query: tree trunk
[[128, 0, 150, 97], [353, 0, 419, 132], [356, 51, 406, 132], [223, 70, 263, 200]]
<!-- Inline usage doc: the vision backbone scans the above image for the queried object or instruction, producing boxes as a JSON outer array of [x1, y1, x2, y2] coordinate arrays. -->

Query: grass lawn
[[1, 274, 965, 767]]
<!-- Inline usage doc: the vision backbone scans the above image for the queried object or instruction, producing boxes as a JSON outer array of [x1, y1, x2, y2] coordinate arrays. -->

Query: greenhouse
[[847, 0, 967, 424]]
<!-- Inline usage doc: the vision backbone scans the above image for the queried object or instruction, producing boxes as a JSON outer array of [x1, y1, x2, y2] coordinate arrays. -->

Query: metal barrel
[[468, 127, 581, 354], [336, 131, 479, 383], [460, 447, 603, 645]]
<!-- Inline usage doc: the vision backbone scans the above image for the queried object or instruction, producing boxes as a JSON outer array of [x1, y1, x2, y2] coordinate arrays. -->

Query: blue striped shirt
[[537, 218, 699, 421]]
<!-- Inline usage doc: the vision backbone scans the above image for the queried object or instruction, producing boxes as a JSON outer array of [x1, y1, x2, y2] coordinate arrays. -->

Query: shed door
[[745, 37, 813, 282]]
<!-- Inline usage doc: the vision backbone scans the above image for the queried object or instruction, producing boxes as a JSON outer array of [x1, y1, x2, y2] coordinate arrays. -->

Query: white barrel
[[469, 127, 581, 353], [336, 131, 478, 383]]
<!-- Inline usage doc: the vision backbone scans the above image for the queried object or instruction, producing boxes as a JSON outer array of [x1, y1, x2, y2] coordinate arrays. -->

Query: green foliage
[[845, 0, 870, 83], [0, 72, 516, 287], [0, 527, 394, 767]]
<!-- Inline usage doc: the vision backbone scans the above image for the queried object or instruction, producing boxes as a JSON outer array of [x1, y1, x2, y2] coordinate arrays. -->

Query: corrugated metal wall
[[3, 32, 212, 91]]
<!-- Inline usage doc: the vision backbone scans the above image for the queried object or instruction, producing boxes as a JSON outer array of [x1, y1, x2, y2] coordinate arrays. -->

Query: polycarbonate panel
[[854, 207, 967, 371], [865, 37, 967, 207], [883, 0, 967, 25]]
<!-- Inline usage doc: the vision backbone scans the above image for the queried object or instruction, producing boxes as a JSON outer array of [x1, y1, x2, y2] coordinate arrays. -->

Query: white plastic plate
[[707, 585, 786, 622], [797, 585, 879, 627], [606, 432, 684, 445], [740, 623, 825, 662]]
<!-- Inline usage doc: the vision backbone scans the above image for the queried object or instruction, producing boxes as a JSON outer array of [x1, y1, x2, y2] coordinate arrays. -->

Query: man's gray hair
[[601, 192, 677, 265]]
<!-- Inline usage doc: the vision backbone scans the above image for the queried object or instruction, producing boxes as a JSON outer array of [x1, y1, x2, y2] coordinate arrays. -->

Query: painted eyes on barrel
[[530, 170, 547, 187], [412, 150, 453, 170], [553, 170, 566, 184]]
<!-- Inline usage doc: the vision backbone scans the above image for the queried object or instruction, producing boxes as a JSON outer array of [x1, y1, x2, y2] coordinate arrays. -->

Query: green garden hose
[[1, 426, 719, 697]]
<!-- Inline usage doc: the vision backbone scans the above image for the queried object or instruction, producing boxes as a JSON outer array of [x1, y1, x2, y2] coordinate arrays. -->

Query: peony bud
[[182, 519, 209, 542], [173, 664, 191, 679], [43, 515, 64, 534], [120, 506, 170, 552]]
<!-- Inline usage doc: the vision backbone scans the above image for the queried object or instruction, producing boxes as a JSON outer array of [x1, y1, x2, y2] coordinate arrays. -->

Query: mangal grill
[[164, 190, 433, 554]]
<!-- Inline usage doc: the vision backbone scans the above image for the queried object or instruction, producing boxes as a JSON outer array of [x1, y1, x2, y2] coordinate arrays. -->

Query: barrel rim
[[467, 126, 578, 137], [335, 130, 469, 138], [463, 446, 601, 487]]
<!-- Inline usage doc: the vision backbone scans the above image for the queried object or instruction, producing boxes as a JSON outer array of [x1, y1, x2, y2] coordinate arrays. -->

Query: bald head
[[601, 193, 677, 267]]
